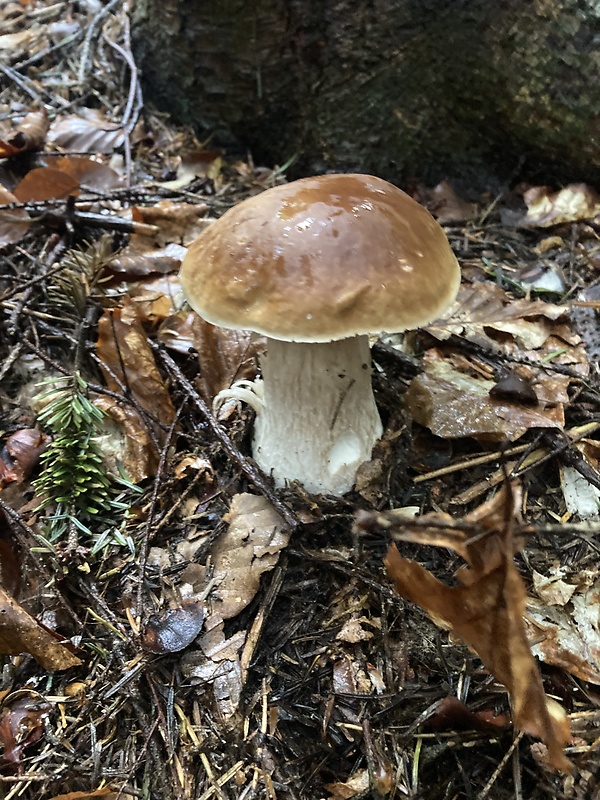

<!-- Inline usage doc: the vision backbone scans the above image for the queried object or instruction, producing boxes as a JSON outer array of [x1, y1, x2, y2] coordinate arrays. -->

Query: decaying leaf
[[44, 156, 121, 192], [159, 149, 223, 191], [0, 428, 47, 487], [46, 789, 119, 800], [181, 623, 246, 719], [108, 202, 209, 277], [204, 493, 290, 626], [325, 769, 370, 799], [423, 696, 510, 733], [94, 395, 157, 483], [0, 110, 49, 158], [405, 349, 565, 441], [521, 184, 600, 228], [13, 167, 79, 203], [0, 587, 81, 670], [424, 180, 478, 223], [367, 483, 571, 771], [0, 690, 51, 767], [126, 274, 185, 325], [430, 284, 587, 370], [527, 569, 600, 684], [96, 298, 176, 451], [0, 184, 31, 247], [48, 109, 125, 153]]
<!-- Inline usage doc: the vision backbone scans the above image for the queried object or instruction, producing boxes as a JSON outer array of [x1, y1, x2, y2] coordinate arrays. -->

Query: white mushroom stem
[[252, 335, 383, 495]]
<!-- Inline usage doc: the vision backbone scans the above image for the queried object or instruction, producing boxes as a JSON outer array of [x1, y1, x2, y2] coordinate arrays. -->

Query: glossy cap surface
[[180, 174, 460, 342]]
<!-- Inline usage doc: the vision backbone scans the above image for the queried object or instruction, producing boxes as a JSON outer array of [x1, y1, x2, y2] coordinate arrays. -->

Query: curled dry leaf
[[0, 428, 47, 486], [0, 184, 31, 247], [126, 274, 185, 324], [45, 789, 119, 800], [160, 149, 223, 191], [0, 110, 49, 158], [424, 180, 478, 223], [108, 202, 210, 277], [429, 283, 587, 371], [48, 108, 125, 153], [0, 586, 81, 670], [96, 298, 176, 452], [521, 184, 600, 228], [12, 167, 79, 203], [93, 395, 156, 483], [370, 483, 571, 771], [0, 690, 51, 767]]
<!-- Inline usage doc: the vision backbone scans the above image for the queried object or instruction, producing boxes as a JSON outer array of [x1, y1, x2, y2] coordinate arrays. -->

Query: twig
[[154, 343, 300, 530], [78, 0, 121, 83]]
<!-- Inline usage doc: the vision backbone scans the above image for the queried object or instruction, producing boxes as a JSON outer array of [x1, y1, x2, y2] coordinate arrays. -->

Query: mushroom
[[179, 174, 460, 495]]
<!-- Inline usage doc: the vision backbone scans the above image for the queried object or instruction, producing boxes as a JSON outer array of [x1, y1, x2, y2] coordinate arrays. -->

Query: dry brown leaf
[[430, 283, 584, 354], [0, 183, 31, 247], [160, 150, 223, 191], [0, 587, 81, 670], [206, 493, 290, 626], [0, 110, 49, 158], [0, 690, 51, 767], [380, 483, 571, 771], [93, 395, 157, 483], [96, 299, 176, 448], [126, 274, 185, 324], [405, 349, 564, 441], [44, 156, 121, 192], [46, 789, 118, 800], [325, 769, 370, 799], [423, 696, 510, 733], [13, 167, 79, 203], [143, 601, 205, 653], [527, 570, 600, 684], [48, 109, 125, 153], [521, 184, 600, 227], [132, 201, 210, 246], [424, 180, 478, 223], [181, 622, 246, 719]]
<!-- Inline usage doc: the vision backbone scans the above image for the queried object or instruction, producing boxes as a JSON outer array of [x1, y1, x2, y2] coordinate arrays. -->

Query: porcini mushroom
[[180, 174, 460, 495]]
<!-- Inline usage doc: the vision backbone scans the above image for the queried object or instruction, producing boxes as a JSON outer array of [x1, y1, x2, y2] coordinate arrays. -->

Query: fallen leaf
[[527, 571, 600, 684], [0, 511, 21, 598], [0, 110, 49, 158], [126, 274, 185, 324], [0, 185, 31, 246], [48, 109, 125, 153], [423, 696, 510, 733], [94, 395, 157, 483], [160, 150, 223, 191], [46, 789, 118, 800], [182, 623, 246, 719], [424, 180, 478, 223], [205, 493, 290, 626], [325, 769, 370, 799], [430, 283, 584, 353], [95, 299, 176, 450], [521, 184, 600, 227], [13, 167, 79, 203], [0, 587, 81, 670], [405, 349, 564, 441], [376, 483, 571, 771], [44, 156, 121, 192], [0, 690, 51, 767], [1, 428, 47, 486]]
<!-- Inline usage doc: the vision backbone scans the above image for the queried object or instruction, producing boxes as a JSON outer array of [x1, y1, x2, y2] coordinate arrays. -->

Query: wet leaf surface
[[373, 483, 572, 771], [0, 587, 81, 670]]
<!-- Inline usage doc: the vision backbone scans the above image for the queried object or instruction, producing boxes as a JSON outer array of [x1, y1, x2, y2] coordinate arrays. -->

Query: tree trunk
[[132, 0, 600, 189]]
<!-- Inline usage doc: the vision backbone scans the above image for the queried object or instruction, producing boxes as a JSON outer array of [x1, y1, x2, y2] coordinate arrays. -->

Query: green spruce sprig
[[34, 373, 136, 550]]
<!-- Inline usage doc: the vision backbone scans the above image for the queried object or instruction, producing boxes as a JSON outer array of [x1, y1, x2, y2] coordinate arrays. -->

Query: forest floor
[[0, 2, 599, 800]]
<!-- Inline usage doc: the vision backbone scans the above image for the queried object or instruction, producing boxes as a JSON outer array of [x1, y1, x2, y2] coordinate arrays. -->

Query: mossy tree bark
[[133, 0, 600, 189]]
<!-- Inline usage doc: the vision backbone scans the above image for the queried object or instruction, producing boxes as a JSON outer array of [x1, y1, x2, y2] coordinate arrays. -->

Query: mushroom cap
[[180, 174, 460, 343]]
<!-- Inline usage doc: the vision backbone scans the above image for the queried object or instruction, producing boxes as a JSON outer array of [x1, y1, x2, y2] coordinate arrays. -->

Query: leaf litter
[[0, 4, 599, 797]]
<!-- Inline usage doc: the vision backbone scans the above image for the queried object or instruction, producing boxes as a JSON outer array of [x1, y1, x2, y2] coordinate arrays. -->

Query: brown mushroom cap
[[180, 174, 460, 343]]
